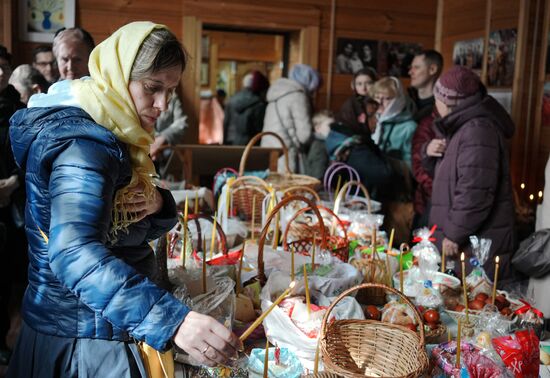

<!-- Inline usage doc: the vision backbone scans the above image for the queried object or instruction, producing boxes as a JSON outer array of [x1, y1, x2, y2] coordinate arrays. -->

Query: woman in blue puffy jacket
[[7, 22, 240, 377]]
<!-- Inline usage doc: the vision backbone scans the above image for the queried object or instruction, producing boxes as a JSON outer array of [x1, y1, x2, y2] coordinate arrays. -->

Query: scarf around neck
[[71, 21, 164, 237]]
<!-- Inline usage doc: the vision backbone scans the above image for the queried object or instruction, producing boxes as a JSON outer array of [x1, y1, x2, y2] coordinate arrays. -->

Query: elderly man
[[53, 27, 95, 80], [9, 65, 48, 104]]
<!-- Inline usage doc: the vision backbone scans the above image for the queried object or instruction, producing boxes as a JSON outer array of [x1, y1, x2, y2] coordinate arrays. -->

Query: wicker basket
[[333, 180, 373, 216], [230, 175, 271, 235], [302, 373, 342, 377], [169, 213, 229, 258], [239, 131, 320, 191], [424, 322, 447, 344], [320, 283, 429, 378], [257, 195, 327, 284], [282, 205, 349, 262]]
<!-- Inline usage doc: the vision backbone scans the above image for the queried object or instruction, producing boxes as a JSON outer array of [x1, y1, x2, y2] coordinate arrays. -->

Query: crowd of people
[[0, 20, 548, 378]]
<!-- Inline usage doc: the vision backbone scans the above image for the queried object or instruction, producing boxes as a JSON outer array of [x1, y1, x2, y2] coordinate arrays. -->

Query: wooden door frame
[[180, 1, 320, 143]]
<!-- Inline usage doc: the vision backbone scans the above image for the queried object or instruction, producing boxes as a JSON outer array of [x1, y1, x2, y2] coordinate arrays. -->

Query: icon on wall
[[334, 37, 422, 78], [452, 37, 484, 76], [487, 29, 517, 87], [19, 0, 76, 43]]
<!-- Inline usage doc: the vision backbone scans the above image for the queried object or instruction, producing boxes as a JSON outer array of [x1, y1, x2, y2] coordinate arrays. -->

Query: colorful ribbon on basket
[[412, 224, 437, 243], [514, 299, 544, 318]]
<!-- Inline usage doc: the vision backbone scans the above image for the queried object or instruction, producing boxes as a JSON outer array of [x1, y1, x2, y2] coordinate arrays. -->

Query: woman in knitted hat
[[261, 64, 321, 173], [7, 22, 240, 377], [427, 65, 516, 282]]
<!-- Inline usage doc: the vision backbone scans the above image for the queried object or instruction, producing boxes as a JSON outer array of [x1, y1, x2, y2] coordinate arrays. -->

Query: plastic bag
[[411, 226, 441, 275], [492, 329, 540, 378], [381, 300, 417, 326], [416, 280, 444, 309], [515, 299, 545, 339], [431, 342, 511, 378], [247, 347, 303, 378], [260, 271, 364, 370], [466, 236, 493, 297]]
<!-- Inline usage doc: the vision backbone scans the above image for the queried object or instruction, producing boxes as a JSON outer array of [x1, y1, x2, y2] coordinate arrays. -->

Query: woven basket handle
[[280, 185, 321, 203], [239, 131, 290, 175], [333, 180, 372, 215], [319, 282, 425, 346], [282, 205, 348, 252], [184, 213, 229, 255], [326, 164, 361, 201], [257, 195, 325, 285]]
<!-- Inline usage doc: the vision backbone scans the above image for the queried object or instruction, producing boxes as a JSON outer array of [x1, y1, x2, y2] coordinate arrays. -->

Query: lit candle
[[239, 281, 296, 342], [520, 182, 525, 190], [236, 240, 246, 295], [181, 195, 189, 267], [313, 337, 320, 375], [460, 252, 469, 323], [194, 190, 199, 214], [441, 244, 446, 273], [263, 339, 269, 378], [251, 196, 256, 241], [529, 194, 534, 201], [291, 244, 295, 281], [456, 319, 462, 368], [303, 265, 311, 317], [210, 212, 218, 259], [491, 256, 500, 305]]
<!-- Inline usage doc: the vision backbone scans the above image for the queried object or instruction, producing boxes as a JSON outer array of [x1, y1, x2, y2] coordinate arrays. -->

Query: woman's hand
[[125, 184, 163, 222], [173, 311, 241, 367], [426, 138, 447, 157], [442, 237, 459, 257]]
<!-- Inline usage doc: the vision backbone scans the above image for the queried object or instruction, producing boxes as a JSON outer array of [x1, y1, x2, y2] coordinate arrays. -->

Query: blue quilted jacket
[[9, 106, 189, 351]]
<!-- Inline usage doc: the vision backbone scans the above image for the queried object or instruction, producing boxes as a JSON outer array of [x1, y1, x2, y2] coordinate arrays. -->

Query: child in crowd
[[304, 110, 333, 180]]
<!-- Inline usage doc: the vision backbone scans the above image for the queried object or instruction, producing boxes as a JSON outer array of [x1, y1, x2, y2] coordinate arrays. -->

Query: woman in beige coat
[[261, 64, 320, 173]]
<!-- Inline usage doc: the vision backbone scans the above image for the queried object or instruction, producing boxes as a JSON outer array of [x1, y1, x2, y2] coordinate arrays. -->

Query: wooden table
[[161, 144, 283, 185]]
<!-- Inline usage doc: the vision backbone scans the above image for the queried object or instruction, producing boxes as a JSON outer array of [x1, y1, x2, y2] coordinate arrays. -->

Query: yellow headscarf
[[72, 21, 165, 237]]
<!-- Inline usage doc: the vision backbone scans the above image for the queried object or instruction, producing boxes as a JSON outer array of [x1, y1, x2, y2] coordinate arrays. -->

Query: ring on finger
[[201, 345, 211, 354]]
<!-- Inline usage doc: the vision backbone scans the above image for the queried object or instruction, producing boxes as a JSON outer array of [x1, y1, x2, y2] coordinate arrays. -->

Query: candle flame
[[539, 191, 543, 198], [495, 256, 500, 263], [529, 194, 534, 201], [288, 281, 296, 289], [460, 252, 465, 262], [520, 183, 525, 189]]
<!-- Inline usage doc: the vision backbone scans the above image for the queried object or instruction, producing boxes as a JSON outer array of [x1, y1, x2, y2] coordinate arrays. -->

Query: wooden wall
[[3, 0, 437, 111], [438, 0, 550, 200]]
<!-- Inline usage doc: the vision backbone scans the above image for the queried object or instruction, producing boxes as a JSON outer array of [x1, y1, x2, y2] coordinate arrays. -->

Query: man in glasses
[[32, 46, 58, 86]]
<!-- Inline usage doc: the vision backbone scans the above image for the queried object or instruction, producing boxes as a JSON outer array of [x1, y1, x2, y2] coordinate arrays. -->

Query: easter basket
[[320, 283, 429, 378], [239, 131, 320, 191]]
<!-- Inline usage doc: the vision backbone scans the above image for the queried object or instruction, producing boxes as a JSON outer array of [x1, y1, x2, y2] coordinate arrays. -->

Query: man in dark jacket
[[427, 66, 516, 282], [223, 71, 269, 145], [409, 50, 444, 228], [0, 45, 26, 363]]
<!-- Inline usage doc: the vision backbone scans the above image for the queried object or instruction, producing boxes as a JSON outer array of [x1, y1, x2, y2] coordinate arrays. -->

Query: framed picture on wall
[[334, 38, 378, 75], [452, 37, 484, 76], [487, 29, 517, 87], [377, 41, 423, 77], [19, 0, 76, 43]]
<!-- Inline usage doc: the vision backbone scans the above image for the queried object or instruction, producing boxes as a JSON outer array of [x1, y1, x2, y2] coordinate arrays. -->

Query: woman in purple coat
[[427, 66, 516, 283]]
